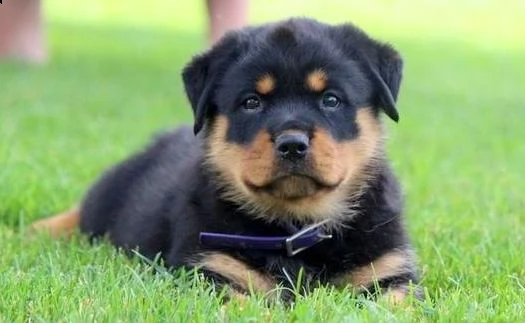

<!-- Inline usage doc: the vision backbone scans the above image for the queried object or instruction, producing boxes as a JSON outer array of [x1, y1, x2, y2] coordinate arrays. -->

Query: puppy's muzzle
[[275, 132, 309, 161]]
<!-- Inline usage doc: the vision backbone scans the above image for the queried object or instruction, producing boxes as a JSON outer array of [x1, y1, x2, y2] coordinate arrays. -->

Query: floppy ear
[[182, 33, 244, 134], [330, 24, 403, 122], [366, 43, 403, 122]]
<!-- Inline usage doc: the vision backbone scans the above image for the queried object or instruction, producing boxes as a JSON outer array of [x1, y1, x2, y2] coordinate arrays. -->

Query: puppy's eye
[[241, 96, 262, 110], [321, 93, 341, 109]]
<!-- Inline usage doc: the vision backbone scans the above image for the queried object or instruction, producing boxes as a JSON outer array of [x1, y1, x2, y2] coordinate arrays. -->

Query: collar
[[199, 220, 333, 257]]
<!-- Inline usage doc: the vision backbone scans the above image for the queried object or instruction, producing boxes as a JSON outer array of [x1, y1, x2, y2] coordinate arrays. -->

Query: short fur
[[31, 18, 421, 302]]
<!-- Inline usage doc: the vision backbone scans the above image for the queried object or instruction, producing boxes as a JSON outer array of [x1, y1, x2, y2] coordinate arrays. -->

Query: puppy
[[31, 18, 422, 302]]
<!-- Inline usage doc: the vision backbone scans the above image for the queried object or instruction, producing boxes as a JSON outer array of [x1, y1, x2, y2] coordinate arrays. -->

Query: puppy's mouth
[[245, 174, 341, 200]]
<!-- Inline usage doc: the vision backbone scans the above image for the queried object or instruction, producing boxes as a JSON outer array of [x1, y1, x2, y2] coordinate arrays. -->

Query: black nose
[[275, 133, 310, 160]]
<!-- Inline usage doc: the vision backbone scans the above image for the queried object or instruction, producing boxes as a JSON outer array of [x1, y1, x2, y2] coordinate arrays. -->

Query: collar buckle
[[284, 220, 333, 256]]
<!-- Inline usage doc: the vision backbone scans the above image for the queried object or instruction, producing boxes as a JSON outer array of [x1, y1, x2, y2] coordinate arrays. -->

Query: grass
[[1, 0, 524, 321]]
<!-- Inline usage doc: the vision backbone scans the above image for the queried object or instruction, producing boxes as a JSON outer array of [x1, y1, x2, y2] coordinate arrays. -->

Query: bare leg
[[0, 0, 46, 63], [206, 0, 249, 44]]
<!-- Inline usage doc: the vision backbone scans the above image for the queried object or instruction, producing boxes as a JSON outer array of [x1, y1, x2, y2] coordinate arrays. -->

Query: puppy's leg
[[380, 285, 418, 304], [334, 248, 421, 303], [29, 207, 80, 238], [194, 252, 275, 299]]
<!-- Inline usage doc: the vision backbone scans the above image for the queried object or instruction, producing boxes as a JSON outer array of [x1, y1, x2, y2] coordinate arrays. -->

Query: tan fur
[[255, 74, 275, 95], [305, 69, 328, 92], [337, 107, 385, 190], [196, 252, 274, 293], [29, 207, 80, 238], [309, 129, 342, 185], [205, 108, 383, 224], [333, 249, 414, 290], [266, 176, 319, 199], [382, 287, 410, 304], [242, 129, 275, 187]]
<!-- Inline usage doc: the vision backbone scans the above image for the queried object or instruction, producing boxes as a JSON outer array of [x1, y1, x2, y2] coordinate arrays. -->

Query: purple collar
[[199, 220, 333, 256]]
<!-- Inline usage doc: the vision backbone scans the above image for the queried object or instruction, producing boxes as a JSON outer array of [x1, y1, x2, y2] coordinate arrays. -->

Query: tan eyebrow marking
[[306, 69, 328, 92], [255, 73, 275, 95]]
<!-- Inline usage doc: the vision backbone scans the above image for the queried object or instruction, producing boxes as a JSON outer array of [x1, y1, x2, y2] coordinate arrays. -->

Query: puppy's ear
[[366, 43, 403, 122], [182, 33, 244, 134], [330, 25, 403, 122]]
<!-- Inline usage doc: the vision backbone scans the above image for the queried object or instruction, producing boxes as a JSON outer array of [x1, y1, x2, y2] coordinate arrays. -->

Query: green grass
[[1, 0, 524, 321]]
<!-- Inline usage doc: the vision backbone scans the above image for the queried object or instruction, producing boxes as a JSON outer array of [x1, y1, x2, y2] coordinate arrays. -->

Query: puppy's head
[[182, 18, 403, 223]]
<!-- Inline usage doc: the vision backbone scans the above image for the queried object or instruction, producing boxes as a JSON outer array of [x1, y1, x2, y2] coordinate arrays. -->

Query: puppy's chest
[[201, 202, 394, 285], [239, 236, 365, 284]]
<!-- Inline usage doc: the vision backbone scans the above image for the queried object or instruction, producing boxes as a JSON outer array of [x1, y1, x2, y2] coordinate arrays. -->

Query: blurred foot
[[206, 0, 249, 44], [0, 0, 47, 63]]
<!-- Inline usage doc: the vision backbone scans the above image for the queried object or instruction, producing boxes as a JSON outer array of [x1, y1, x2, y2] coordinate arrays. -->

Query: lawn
[[1, 0, 524, 321]]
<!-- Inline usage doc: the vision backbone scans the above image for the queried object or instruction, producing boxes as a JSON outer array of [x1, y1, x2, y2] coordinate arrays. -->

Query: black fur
[[79, 18, 420, 300]]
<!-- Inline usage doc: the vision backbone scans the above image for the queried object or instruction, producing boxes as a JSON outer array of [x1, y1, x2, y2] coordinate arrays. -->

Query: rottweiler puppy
[[31, 18, 422, 303]]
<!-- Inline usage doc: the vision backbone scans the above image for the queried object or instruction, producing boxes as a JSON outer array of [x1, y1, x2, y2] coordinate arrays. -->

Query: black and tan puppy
[[31, 18, 421, 302]]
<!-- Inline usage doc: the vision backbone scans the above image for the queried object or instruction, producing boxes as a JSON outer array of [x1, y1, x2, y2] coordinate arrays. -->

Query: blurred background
[[1, 0, 524, 318], [1, 0, 524, 232]]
